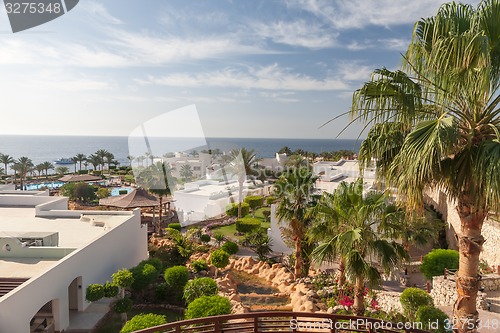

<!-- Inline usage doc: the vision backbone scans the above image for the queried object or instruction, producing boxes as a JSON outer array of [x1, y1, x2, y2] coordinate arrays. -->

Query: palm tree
[[35, 164, 45, 180], [40, 161, 54, 179], [74, 153, 87, 171], [0, 154, 14, 176], [342, 1, 500, 329], [71, 156, 79, 174], [127, 155, 134, 168], [311, 180, 407, 316], [180, 164, 193, 182], [13, 156, 33, 190], [55, 166, 69, 176], [227, 148, 261, 218], [95, 149, 109, 171], [87, 154, 101, 172], [274, 167, 318, 277], [104, 152, 115, 175]]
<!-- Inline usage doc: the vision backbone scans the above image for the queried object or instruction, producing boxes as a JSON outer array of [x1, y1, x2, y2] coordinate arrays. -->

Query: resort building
[[0, 190, 148, 333], [313, 159, 377, 193]]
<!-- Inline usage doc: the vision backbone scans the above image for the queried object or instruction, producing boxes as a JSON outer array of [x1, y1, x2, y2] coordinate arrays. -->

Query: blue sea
[[0, 135, 361, 166]]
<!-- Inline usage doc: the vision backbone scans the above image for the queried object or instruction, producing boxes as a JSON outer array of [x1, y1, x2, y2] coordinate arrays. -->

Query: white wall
[[0, 209, 148, 333]]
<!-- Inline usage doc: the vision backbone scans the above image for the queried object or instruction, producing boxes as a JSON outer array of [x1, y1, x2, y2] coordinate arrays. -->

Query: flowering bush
[[338, 295, 354, 309]]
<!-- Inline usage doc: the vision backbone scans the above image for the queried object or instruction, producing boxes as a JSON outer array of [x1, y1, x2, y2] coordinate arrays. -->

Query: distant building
[[0, 190, 147, 333], [313, 159, 376, 193]]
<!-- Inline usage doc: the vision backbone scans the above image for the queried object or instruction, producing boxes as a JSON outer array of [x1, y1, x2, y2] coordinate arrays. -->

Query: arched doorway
[[68, 276, 83, 312]]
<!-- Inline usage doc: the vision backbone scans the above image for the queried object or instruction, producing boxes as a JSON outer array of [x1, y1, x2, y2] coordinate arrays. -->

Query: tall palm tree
[[35, 164, 45, 180], [127, 155, 135, 168], [55, 166, 69, 176], [343, 1, 500, 329], [104, 151, 115, 175], [0, 153, 14, 176], [274, 167, 318, 277], [87, 154, 101, 172], [311, 180, 407, 316], [74, 153, 87, 171], [228, 148, 261, 218], [71, 156, 79, 174], [95, 149, 109, 171], [14, 156, 33, 190], [40, 161, 54, 179], [180, 164, 193, 182]]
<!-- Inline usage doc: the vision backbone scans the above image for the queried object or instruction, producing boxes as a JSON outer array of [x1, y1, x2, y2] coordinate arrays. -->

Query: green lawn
[[211, 207, 271, 242]]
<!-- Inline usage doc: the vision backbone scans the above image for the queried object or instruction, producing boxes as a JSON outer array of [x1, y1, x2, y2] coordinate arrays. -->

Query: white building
[[0, 190, 148, 333], [313, 159, 376, 193]]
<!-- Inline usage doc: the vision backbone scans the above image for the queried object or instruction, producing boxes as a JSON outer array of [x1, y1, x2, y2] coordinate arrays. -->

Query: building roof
[[99, 188, 159, 208]]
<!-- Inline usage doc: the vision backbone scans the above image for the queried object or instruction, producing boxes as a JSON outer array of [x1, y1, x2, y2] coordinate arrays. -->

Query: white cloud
[[344, 38, 408, 51], [336, 62, 373, 82], [80, 1, 122, 25], [253, 20, 337, 49], [138, 64, 350, 91], [289, 0, 482, 29]]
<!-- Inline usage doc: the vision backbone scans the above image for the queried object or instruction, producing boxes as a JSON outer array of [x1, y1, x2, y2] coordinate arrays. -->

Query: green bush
[[103, 282, 119, 298], [420, 249, 459, 280], [78, 169, 89, 174], [168, 223, 182, 231], [415, 305, 449, 333], [200, 234, 211, 243], [225, 202, 250, 217], [221, 241, 239, 255], [131, 263, 159, 291], [120, 313, 167, 333], [164, 266, 189, 290], [144, 258, 163, 272], [235, 217, 261, 233], [183, 277, 219, 303], [114, 297, 133, 313], [244, 195, 264, 212], [400, 287, 434, 320], [118, 189, 128, 195], [210, 249, 230, 270], [112, 269, 134, 289], [164, 227, 181, 239], [96, 187, 110, 199], [155, 283, 170, 301], [191, 259, 208, 272], [265, 196, 277, 205], [86, 284, 105, 302], [184, 295, 232, 319]]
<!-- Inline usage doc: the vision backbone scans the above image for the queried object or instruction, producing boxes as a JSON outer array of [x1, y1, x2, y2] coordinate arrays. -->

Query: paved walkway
[[66, 299, 111, 333], [438, 306, 500, 333]]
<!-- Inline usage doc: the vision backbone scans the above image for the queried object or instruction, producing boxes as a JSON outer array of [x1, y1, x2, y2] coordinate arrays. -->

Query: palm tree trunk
[[294, 236, 303, 277], [337, 259, 346, 286], [453, 194, 486, 333], [158, 197, 164, 237], [353, 275, 365, 316]]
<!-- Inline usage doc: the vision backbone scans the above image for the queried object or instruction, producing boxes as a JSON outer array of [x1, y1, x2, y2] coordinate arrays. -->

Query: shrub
[[183, 277, 219, 303], [131, 263, 159, 291], [112, 269, 134, 289], [103, 282, 119, 298], [168, 223, 182, 231], [265, 196, 277, 205], [78, 169, 89, 174], [244, 195, 264, 214], [155, 283, 170, 301], [96, 187, 110, 199], [164, 266, 189, 290], [120, 313, 167, 333], [235, 217, 261, 233], [144, 258, 163, 272], [86, 284, 105, 302], [114, 297, 133, 313], [164, 228, 181, 239], [400, 287, 434, 320], [415, 305, 449, 333], [200, 234, 211, 243], [191, 259, 208, 272], [210, 249, 230, 271], [118, 189, 128, 195], [225, 202, 250, 217], [420, 249, 459, 280], [184, 295, 232, 319], [221, 241, 239, 255]]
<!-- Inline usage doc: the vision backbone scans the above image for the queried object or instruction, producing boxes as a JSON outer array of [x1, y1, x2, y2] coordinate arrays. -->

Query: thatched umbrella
[[58, 174, 102, 182]]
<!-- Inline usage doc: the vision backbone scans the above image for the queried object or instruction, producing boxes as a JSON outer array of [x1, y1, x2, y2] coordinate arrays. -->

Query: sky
[[0, 0, 482, 139]]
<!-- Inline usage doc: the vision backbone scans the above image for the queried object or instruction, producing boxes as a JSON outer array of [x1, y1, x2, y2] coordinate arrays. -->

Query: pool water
[[25, 182, 65, 191], [110, 187, 133, 196]]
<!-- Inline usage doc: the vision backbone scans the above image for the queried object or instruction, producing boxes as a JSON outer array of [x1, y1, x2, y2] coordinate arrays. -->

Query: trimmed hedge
[[420, 249, 459, 280], [225, 202, 250, 217], [221, 241, 239, 255], [164, 266, 189, 290], [400, 287, 434, 320], [120, 313, 167, 333], [86, 284, 105, 302], [236, 217, 261, 233], [265, 196, 277, 205], [183, 277, 219, 303], [103, 282, 119, 298], [114, 297, 133, 313], [191, 259, 208, 272], [200, 234, 211, 243], [168, 223, 182, 231], [209, 249, 230, 270], [415, 305, 449, 333], [184, 295, 232, 319], [244, 195, 264, 211]]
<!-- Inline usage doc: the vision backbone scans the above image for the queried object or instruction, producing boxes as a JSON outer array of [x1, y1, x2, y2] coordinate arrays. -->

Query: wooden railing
[[132, 311, 432, 333]]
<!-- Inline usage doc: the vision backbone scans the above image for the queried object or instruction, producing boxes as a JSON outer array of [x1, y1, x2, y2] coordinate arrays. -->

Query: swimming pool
[[25, 182, 65, 191], [110, 187, 134, 196]]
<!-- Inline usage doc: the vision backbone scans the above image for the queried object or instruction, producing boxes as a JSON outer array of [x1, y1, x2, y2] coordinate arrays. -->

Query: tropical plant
[[342, 1, 500, 328], [55, 166, 69, 176], [40, 161, 54, 178], [274, 167, 318, 277], [180, 164, 194, 182], [184, 295, 231, 319], [0, 153, 14, 175], [71, 156, 79, 173], [13, 156, 33, 189], [183, 277, 219, 303], [74, 153, 86, 171], [420, 249, 459, 280], [244, 229, 273, 261], [227, 148, 261, 218], [120, 313, 167, 333], [213, 233, 225, 247], [310, 180, 408, 316], [60, 182, 97, 203]]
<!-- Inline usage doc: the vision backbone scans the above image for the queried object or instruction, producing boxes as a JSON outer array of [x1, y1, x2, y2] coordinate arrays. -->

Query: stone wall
[[425, 189, 500, 267], [430, 276, 487, 309], [375, 291, 403, 313]]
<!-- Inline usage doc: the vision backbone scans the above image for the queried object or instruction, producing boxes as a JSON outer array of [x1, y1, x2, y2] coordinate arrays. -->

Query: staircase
[[0, 278, 28, 297]]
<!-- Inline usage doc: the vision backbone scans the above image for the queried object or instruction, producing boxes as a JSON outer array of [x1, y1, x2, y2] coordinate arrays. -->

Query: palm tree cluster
[[0, 153, 55, 189], [277, 146, 357, 161], [340, 1, 500, 330]]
